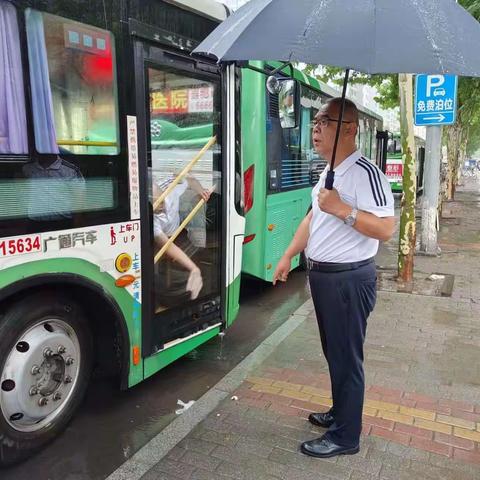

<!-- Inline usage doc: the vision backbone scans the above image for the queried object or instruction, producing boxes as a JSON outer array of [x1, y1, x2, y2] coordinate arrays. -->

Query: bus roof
[[164, 0, 229, 22], [264, 61, 383, 123]]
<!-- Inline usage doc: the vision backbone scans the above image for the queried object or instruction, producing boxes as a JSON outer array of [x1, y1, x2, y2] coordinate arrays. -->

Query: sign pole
[[420, 125, 442, 255], [414, 73, 457, 255]]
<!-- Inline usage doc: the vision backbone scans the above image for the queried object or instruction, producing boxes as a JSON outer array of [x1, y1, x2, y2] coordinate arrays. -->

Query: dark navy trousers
[[308, 262, 377, 447]]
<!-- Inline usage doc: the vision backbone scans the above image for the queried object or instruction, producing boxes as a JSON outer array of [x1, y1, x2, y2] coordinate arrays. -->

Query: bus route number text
[[0, 236, 42, 258]]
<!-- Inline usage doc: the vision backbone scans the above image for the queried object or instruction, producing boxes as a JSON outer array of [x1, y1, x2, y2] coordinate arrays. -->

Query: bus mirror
[[278, 79, 297, 129], [266, 75, 281, 94]]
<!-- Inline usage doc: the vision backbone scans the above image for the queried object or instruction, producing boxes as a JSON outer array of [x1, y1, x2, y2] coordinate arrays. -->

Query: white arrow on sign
[[423, 114, 446, 122]]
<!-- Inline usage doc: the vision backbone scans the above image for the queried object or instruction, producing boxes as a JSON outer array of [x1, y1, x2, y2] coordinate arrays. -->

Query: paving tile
[[409, 436, 452, 458], [363, 415, 394, 431], [414, 418, 452, 435], [399, 406, 436, 421], [434, 432, 475, 451], [140, 471, 183, 480], [246, 376, 274, 386], [212, 445, 289, 478], [453, 427, 480, 442], [371, 426, 410, 446], [250, 384, 282, 395], [181, 450, 222, 472], [436, 414, 477, 430], [150, 459, 196, 479], [177, 437, 218, 455], [268, 447, 352, 479], [278, 389, 313, 402], [378, 410, 414, 425], [394, 423, 433, 440], [439, 399, 475, 413]]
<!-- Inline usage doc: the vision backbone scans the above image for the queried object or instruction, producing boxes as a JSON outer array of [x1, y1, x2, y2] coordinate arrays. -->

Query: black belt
[[307, 257, 374, 273]]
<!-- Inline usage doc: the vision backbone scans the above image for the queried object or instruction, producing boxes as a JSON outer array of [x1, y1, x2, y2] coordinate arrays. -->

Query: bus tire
[[0, 293, 93, 466]]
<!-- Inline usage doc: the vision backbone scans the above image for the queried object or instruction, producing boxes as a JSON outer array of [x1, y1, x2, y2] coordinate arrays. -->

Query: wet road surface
[[3, 271, 310, 480]]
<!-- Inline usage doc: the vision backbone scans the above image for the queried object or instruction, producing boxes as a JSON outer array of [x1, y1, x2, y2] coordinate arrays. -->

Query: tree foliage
[[304, 0, 480, 199], [302, 65, 399, 110]]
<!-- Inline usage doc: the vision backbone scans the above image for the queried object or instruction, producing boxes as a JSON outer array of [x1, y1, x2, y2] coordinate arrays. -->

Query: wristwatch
[[344, 207, 358, 226]]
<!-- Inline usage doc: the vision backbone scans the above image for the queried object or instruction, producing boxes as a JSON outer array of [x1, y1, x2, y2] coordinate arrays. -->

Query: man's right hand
[[272, 256, 291, 285]]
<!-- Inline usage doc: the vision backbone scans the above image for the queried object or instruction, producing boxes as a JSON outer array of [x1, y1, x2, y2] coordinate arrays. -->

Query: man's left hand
[[318, 188, 348, 218]]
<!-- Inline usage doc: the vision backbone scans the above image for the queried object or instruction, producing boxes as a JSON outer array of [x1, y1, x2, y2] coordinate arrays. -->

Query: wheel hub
[[0, 319, 81, 432], [36, 354, 65, 397]]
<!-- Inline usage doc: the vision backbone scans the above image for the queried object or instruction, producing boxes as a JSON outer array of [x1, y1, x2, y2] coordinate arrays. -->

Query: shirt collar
[[34, 157, 62, 171], [325, 150, 362, 177]]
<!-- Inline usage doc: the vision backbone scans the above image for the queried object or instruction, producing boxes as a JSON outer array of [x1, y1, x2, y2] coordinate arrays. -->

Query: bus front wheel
[[0, 293, 93, 466]]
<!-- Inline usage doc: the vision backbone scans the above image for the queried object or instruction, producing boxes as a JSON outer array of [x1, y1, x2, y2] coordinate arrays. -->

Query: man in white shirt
[[273, 98, 395, 458]]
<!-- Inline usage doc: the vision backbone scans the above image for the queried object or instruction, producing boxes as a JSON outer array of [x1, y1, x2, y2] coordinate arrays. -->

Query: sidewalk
[[115, 179, 480, 480]]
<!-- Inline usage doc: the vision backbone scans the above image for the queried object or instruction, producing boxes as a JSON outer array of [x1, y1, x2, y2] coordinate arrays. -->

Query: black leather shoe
[[308, 411, 335, 428], [300, 436, 359, 458]]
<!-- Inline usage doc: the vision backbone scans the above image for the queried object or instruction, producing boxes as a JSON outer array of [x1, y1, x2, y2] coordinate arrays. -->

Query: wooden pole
[[154, 186, 215, 264], [153, 136, 217, 211]]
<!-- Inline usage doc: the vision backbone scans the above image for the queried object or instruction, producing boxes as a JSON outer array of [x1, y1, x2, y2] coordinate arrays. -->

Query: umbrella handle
[[326, 68, 350, 191], [325, 171, 335, 190]]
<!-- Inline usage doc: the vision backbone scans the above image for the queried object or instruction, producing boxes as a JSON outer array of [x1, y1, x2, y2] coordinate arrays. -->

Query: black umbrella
[[194, 0, 480, 188]]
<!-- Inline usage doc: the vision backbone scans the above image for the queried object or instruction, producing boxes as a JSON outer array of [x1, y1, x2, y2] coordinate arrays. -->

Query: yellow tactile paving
[[436, 414, 476, 430], [245, 376, 480, 445], [414, 418, 452, 435], [454, 427, 480, 442], [310, 395, 332, 407], [301, 385, 331, 397], [378, 410, 414, 425], [278, 389, 312, 402], [399, 406, 436, 421], [251, 384, 282, 395], [272, 380, 304, 391]]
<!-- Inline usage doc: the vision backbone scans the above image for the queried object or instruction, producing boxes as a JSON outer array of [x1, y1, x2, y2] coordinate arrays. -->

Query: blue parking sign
[[415, 74, 457, 126]]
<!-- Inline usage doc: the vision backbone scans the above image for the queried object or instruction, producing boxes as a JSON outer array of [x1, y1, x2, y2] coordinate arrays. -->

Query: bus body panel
[[241, 65, 268, 279], [263, 189, 311, 282], [224, 64, 245, 326], [143, 324, 220, 379], [0, 224, 144, 386]]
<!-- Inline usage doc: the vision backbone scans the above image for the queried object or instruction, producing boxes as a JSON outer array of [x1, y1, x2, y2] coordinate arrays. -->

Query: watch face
[[345, 209, 357, 226]]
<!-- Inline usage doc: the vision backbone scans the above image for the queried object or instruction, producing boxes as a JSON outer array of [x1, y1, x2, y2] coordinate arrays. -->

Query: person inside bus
[[152, 174, 211, 307], [153, 174, 211, 241], [21, 153, 86, 232], [153, 228, 203, 302]]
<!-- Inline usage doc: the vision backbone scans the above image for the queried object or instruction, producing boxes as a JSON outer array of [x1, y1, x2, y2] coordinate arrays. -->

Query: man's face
[[312, 103, 357, 159]]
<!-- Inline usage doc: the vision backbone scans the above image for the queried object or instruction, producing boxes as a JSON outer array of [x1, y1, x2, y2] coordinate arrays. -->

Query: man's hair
[[326, 97, 359, 125]]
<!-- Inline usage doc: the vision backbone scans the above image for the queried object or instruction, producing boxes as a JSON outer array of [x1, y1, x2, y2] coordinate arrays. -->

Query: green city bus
[[0, 0, 245, 464], [240, 63, 385, 282], [386, 133, 426, 193]]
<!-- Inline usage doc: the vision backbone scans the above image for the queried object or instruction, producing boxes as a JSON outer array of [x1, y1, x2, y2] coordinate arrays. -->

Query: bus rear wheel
[[0, 293, 92, 466]]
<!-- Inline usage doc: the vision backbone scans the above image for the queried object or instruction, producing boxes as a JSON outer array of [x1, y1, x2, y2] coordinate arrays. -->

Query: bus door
[[376, 130, 389, 174], [133, 39, 224, 355]]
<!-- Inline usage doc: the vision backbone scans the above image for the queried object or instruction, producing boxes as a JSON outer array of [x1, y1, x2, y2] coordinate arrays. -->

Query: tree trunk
[[397, 74, 417, 290], [457, 127, 468, 185], [445, 123, 463, 200]]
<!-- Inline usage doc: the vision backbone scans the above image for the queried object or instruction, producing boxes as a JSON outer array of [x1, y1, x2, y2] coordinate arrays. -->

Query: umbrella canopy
[[194, 0, 480, 77]]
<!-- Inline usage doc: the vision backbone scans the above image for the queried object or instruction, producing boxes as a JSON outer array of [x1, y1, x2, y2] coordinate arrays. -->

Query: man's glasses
[[311, 117, 355, 128]]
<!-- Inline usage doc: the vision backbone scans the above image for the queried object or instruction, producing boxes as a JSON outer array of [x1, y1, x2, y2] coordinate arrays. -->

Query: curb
[[105, 300, 313, 480]]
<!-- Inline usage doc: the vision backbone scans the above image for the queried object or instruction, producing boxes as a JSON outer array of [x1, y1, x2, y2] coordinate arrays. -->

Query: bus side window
[[0, 3, 28, 154], [11, 9, 123, 228], [25, 9, 119, 156]]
